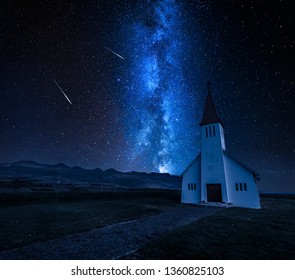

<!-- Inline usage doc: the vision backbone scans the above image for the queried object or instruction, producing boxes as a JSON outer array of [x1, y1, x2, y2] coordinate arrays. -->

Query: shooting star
[[53, 79, 72, 105], [103, 46, 125, 60], [128, 103, 139, 113]]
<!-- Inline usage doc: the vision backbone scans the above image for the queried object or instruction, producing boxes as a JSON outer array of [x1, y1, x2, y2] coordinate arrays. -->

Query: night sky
[[1, 0, 294, 192]]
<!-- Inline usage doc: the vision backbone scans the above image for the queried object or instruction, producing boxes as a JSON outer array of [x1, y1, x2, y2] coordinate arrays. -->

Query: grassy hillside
[[0, 190, 179, 251], [1, 190, 294, 259], [129, 197, 295, 259]]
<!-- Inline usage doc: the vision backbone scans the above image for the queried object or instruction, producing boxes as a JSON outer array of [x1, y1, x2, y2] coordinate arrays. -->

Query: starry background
[[0, 0, 294, 192]]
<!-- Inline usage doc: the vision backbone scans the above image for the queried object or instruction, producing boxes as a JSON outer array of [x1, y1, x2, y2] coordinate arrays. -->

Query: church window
[[209, 126, 212, 137], [188, 183, 196, 191], [206, 127, 208, 138], [244, 183, 247, 191], [235, 183, 238, 191], [240, 183, 243, 191], [213, 125, 216, 136]]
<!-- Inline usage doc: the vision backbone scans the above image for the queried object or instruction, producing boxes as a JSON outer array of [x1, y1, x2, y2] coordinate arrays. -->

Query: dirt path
[[0, 205, 218, 259]]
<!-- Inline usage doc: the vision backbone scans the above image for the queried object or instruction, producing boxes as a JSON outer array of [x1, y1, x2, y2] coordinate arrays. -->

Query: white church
[[181, 84, 261, 209]]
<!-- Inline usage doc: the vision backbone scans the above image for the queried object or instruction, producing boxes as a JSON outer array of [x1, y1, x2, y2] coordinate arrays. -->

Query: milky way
[[125, 0, 194, 174]]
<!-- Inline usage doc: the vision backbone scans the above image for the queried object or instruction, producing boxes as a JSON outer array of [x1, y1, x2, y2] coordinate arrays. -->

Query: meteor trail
[[103, 46, 125, 60], [129, 103, 139, 113], [53, 79, 72, 105]]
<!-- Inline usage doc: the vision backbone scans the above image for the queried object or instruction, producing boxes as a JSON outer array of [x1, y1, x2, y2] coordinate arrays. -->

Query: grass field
[[130, 196, 295, 259], [0, 190, 294, 259], [0, 190, 179, 251]]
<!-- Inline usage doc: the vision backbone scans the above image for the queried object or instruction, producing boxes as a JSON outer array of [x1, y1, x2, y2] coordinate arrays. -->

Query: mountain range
[[0, 161, 181, 192]]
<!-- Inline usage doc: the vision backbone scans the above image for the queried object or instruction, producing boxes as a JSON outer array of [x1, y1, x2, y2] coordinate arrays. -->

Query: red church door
[[206, 184, 222, 202]]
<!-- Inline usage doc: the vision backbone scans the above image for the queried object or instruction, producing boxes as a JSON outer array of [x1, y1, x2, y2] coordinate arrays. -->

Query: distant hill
[[0, 161, 181, 191], [10, 160, 49, 168]]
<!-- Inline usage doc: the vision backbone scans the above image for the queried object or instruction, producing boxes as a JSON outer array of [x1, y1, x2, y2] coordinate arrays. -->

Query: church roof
[[199, 83, 223, 127], [223, 150, 260, 181], [180, 153, 201, 176]]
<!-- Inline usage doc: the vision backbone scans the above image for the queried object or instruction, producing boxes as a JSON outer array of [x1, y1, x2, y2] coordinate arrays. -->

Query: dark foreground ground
[[128, 195, 295, 260], [0, 190, 294, 259]]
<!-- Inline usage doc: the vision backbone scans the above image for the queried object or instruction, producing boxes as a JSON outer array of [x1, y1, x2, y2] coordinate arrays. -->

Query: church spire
[[199, 82, 223, 127]]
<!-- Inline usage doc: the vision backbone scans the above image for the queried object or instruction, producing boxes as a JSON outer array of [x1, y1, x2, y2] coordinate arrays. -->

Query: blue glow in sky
[[124, 0, 197, 174]]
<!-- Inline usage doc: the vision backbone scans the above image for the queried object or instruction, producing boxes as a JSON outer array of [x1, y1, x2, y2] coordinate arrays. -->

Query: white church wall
[[181, 156, 201, 204], [223, 154, 261, 209], [201, 123, 228, 202]]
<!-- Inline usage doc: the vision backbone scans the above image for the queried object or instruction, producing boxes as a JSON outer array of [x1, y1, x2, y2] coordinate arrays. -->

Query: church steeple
[[200, 82, 223, 127]]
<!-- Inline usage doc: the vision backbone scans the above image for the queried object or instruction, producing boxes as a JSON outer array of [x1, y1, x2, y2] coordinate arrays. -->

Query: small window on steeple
[[209, 126, 212, 137], [206, 127, 208, 138], [240, 183, 243, 191], [213, 125, 216, 136], [235, 183, 238, 191]]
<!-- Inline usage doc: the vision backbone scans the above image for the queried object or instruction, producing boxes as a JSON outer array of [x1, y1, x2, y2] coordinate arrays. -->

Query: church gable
[[223, 150, 259, 182], [181, 153, 201, 176]]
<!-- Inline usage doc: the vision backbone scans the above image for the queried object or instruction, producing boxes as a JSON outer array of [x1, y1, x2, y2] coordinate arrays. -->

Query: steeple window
[[205, 125, 216, 138]]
